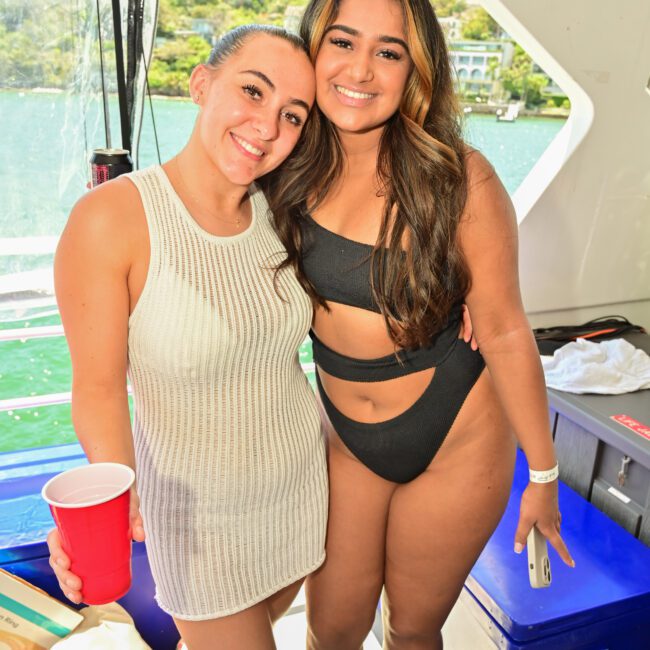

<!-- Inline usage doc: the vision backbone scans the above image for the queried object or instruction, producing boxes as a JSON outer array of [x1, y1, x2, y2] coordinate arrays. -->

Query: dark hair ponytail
[[206, 24, 308, 70]]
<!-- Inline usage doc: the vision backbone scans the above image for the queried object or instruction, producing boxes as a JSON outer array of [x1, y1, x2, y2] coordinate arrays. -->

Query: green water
[[0, 90, 565, 452]]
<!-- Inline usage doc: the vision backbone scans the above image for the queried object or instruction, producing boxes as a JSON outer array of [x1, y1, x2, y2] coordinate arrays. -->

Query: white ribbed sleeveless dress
[[126, 166, 328, 620]]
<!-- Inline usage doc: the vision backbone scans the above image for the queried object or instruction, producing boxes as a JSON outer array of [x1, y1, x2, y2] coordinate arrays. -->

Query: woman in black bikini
[[266, 0, 575, 647]]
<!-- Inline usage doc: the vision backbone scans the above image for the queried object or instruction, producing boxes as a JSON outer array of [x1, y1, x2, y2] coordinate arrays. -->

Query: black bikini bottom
[[315, 339, 485, 483]]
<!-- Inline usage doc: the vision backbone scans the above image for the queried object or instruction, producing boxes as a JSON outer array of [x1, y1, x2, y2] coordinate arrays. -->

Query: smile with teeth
[[335, 85, 376, 100], [231, 134, 265, 157]]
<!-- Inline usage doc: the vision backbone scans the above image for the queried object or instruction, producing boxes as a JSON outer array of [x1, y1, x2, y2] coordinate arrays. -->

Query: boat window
[[450, 2, 571, 196], [0, 0, 156, 452]]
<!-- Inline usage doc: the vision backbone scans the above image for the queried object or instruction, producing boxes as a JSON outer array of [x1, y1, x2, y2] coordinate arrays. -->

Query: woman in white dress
[[46, 24, 328, 650]]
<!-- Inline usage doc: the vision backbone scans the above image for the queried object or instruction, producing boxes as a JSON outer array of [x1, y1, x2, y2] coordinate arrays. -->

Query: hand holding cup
[[43, 464, 144, 605]]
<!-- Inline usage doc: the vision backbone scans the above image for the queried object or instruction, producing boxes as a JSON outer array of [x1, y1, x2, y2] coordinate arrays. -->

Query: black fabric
[[310, 303, 463, 382], [316, 340, 485, 483], [300, 211, 383, 312], [534, 315, 646, 355]]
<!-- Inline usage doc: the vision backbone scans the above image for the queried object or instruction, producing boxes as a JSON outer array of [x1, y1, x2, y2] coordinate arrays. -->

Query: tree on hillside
[[0, 3, 79, 89], [500, 44, 549, 107], [461, 7, 499, 40], [431, 0, 467, 18], [230, 0, 266, 10], [157, 0, 190, 37], [148, 35, 212, 95]]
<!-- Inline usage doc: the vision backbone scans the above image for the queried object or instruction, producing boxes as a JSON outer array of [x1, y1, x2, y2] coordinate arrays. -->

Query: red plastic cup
[[41, 463, 135, 605]]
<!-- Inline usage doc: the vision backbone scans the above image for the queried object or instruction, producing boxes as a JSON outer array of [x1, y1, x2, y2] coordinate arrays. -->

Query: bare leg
[[174, 601, 276, 650], [267, 578, 305, 623], [174, 577, 304, 650], [306, 433, 396, 650], [381, 371, 516, 650]]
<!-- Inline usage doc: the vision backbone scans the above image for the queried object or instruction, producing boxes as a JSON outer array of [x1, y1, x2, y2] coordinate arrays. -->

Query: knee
[[383, 612, 443, 650], [307, 606, 376, 650]]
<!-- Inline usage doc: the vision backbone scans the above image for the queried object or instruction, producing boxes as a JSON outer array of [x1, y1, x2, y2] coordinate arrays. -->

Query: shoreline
[[1, 87, 194, 102], [461, 102, 569, 120], [3, 88, 570, 117]]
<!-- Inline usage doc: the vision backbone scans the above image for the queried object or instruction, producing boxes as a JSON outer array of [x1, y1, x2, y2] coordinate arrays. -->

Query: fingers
[[514, 518, 575, 567], [541, 525, 575, 567], [129, 486, 146, 542], [47, 528, 84, 604], [513, 518, 533, 554], [131, 511, 146, 542], [46, 528, 63, 556], [46, 529, 71, 572], [461, 305, 472, 343], [48, 554, 83, 603], [460, 305, 479, 350], [517, 483, 575, 568]]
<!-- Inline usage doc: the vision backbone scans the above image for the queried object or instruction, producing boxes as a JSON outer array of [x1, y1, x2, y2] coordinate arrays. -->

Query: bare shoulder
[[62, 176, 146, 265], [464, 149, 508, 206], [67, 175, 142, 231], [460, 149, 516, 234]]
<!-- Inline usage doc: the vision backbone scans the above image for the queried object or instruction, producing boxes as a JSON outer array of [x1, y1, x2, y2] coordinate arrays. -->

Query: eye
[[243, 84, 262, 99], [329, 37, 352, 49], [378, 49, 402, 61], [282, 111, 303, 127]]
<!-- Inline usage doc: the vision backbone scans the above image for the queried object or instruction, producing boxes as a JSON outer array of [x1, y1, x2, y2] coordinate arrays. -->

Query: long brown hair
[[264, 0, 470, 348]]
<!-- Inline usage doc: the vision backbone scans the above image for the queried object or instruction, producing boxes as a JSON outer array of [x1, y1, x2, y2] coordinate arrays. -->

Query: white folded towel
[[541, 338, 650, 394]]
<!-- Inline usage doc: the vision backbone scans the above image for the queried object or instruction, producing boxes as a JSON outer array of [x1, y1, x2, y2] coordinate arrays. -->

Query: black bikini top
[[299, 210, 461, 317], [299, 210, 465, 379], [299, 211, 385, 313]]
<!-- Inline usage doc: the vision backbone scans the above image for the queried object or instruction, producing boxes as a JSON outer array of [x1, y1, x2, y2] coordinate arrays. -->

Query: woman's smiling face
[[191, 33, 315, 187], [314, 0, 412, 138]]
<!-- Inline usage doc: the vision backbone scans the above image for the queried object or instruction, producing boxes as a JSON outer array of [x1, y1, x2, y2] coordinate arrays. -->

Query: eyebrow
[[325, 24, 409, 51], [240, 69, 311, 112]]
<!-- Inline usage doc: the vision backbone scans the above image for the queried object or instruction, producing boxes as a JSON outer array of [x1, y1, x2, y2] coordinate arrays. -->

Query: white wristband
[[529, 463, 559, 484]]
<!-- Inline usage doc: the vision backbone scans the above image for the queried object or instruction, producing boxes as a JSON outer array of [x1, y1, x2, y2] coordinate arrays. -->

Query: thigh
[[383, 371, 517, 645], [267, 578, 304, 623], [306, 423, 396, 646], [174, 601, 275, 650]]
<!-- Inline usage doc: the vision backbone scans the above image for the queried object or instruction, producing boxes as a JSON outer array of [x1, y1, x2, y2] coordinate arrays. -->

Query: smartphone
[[527, 525, 551, 588]]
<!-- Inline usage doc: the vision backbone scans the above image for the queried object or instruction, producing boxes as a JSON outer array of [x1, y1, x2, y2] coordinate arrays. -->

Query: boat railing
[[0, 237, 58, 256], [0, 324, 116, 413], [0, 325, 64, 342], [0, 391, 73, 413], [0, 325, 315, 414]]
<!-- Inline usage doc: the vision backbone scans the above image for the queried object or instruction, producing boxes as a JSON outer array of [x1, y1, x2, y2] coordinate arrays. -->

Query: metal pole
[[111, 0, 131, 151], [95, 0, 112, 149]]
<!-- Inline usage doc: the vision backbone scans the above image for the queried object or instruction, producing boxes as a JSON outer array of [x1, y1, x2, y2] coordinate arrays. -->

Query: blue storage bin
[[0, 443, 180, 650], [464, 450, 650, 649]]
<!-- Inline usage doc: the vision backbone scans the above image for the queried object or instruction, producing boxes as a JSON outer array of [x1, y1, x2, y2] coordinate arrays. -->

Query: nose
[[252, 108, 279, 141], [348, 49, 374, 83]]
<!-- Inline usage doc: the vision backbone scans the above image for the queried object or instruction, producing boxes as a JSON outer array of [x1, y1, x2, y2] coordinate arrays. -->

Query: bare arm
[[55, 181, 135, 465], [49, 179, 146, 601], [458, 151, 573, 566]]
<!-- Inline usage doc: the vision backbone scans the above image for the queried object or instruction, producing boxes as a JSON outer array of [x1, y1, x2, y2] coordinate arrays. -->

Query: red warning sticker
[[610, 414, 650, 440]]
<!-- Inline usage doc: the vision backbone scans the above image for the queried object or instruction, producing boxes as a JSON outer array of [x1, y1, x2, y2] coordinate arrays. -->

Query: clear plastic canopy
[[0, 0, 158, 316]]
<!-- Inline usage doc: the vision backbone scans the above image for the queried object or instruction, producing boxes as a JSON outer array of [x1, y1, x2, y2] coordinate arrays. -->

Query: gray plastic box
[[547, 332, 650, 545]]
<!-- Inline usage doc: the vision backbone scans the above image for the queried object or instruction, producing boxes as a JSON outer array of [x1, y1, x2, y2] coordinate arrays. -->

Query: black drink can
[[90, 148, 133, 187]]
